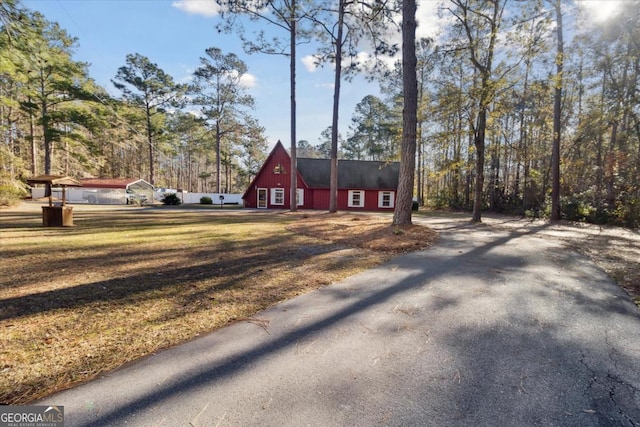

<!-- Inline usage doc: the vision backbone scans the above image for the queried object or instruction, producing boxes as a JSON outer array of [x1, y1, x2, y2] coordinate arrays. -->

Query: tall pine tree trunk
[[29, 101, 37, 175], [550, 0, 563, 221], [289, 0, 298, 212], [146, 104, 155, 186], [596, 72, 606, 206], [40, 71, 52, 175], [472, 106, 487, 222], [216, 121, 222, 193], [393, 0, 417, 225], [329, 0, 345, 213]]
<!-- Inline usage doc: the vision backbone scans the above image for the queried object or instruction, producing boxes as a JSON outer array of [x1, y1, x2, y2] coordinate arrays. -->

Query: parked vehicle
[[126, 189, 148, 204]]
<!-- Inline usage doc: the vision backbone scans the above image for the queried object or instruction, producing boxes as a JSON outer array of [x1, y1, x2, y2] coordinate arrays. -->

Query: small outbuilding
[[79, 178, 154, 205], [243, 141, 400, 211], [30, 178, 154, 205]]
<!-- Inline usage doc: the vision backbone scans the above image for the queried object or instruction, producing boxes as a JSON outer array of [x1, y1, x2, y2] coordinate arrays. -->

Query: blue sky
[[22, 0, 615, 148]]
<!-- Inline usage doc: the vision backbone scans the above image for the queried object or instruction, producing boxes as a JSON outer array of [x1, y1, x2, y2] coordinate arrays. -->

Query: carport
[[80, 178, 154, 205]]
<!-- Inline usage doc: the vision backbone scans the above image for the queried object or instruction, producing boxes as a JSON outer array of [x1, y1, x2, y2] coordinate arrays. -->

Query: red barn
[[243, 141, 399, 211]]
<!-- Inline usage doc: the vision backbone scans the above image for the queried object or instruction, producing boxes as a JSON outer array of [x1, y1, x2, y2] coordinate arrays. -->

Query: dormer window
[[273, 163, 286, 174]]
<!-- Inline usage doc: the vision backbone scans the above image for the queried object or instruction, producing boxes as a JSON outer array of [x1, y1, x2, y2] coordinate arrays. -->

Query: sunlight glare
[[578, 0, 623, 22]]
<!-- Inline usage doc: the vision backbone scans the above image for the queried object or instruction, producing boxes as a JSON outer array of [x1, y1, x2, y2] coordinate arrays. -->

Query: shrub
[[200, 196, 213, 205], [428, 190, 449, 210], [161, 193, 181, 205], [561, 197, 593, 222], [612, 198, 640, 228], [0, 184, 26, 207], [584, 206, 608, 225]]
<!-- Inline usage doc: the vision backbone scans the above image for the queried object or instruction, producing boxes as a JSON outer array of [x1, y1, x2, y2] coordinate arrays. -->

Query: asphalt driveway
[[38, 216, 640, 426]]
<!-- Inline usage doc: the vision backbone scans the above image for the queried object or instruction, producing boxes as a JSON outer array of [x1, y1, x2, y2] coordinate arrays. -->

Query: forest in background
[[1, 0, 639, 227]]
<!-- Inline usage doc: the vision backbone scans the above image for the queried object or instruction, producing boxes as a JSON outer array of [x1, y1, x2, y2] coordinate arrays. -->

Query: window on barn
[[273, 163, 286, 174], [296, 189, 304, 206], [378, 191, 395, 208], [348, 190, 365, 208], [271, 188, 285, 205]]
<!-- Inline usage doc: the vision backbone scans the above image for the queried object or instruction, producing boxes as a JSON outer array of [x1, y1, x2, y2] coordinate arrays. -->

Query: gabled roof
[[27, 175, 82, 187], [242, 140, 294, 199], [80, 178, 152, 189], [297, 158, 399, 190]]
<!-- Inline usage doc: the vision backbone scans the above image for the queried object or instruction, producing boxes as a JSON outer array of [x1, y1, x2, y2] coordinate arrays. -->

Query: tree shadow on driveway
[[40, 220, 640, 426]]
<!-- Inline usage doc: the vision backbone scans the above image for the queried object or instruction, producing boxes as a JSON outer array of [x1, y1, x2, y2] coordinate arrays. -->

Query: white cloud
[[302, 55, 320, 72], [177, 64, 195, 84], [416, 0, 443, 39], [344, 51, 375, 70], [171, 0, 221, 17], [355, 51, 373, 65], [373, 1, 443, 51], [239, 73, 257, 88], [224, 69, 257, 88]]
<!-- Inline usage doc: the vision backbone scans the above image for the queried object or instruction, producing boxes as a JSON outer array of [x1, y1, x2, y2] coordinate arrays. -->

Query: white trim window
[[378, 191, 395, 208], [348, 190, 365, 208], [296, 188, 304, 206], [271, 188, 285, 205]]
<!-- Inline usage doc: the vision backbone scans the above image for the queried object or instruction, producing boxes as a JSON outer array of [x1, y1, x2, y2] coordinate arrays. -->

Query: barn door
[[257, 188, 267, 208]]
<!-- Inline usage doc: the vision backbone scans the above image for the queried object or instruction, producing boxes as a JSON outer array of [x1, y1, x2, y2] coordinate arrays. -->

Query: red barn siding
[[309, 189, 328, 210], [363, 189, 382, 210], [273, 188, 395, 211]]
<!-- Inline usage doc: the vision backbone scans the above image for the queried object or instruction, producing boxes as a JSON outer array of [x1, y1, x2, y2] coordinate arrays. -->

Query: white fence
[[31, 187, 243, 206], [170, 192, 243, 205], [31, 187, 132, 204]]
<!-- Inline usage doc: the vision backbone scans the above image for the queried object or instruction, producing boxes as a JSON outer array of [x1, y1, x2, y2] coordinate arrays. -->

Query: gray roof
[[297, 158, 399, 189]]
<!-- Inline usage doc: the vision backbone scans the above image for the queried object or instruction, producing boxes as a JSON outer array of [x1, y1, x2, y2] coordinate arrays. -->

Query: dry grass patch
[[0, 207, 435, 404]]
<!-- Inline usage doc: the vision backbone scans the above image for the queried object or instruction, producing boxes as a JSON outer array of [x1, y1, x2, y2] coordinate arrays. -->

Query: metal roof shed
[[79, 178, 154, 205]]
